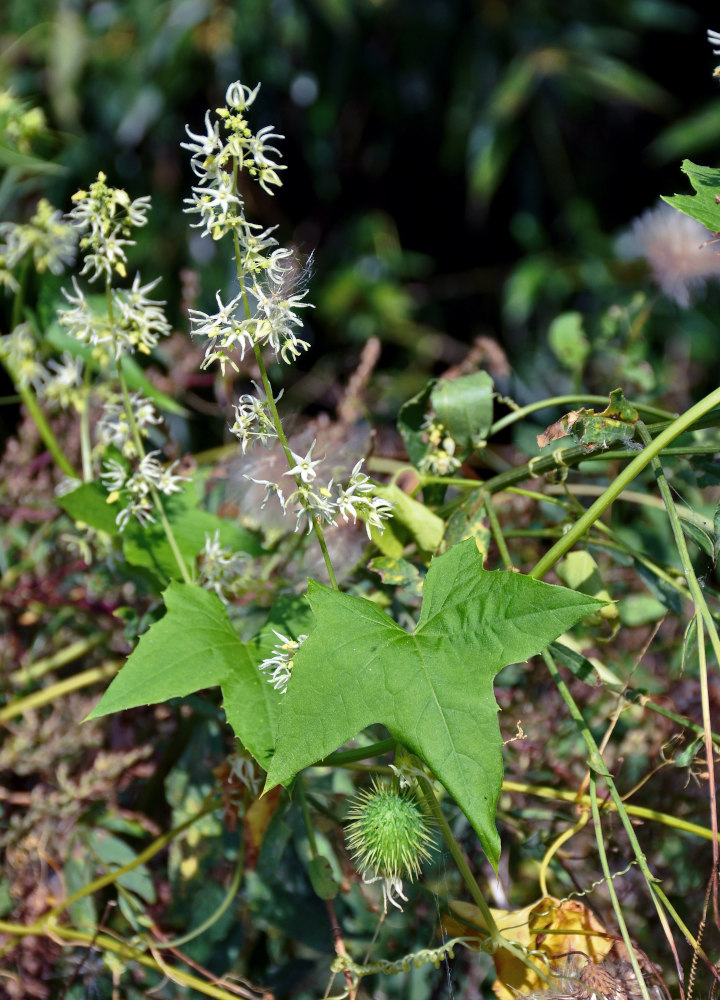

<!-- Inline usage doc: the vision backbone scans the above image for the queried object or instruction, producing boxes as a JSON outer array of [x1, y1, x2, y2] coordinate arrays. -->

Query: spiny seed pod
[[345, 779, 436, 911]]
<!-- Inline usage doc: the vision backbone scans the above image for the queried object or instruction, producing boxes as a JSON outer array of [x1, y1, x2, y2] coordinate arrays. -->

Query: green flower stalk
[[345, 779, 436, 912]]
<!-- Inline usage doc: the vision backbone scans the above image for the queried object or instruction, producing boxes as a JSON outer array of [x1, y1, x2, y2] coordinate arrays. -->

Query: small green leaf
[[87, 583, 279, 769], [57, 482, 120, 536], [307, 856, 339, 899], [373, 483, 444, 551], [548, 312, 590, 375], [370, 556, 423, 596], [662, 160, 720, 232], [265, 538, 603, 868], [431, 371, 494, 451], [680, 520, 715, 560], [398, 379, 436, 469]]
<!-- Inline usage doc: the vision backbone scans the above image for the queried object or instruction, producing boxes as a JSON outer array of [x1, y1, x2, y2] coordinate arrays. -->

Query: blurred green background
[[3, 0, 720, 424]]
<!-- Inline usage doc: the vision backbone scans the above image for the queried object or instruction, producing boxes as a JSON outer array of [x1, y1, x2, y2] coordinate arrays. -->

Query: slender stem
[[634, 421, 720, 907], [42, 795, 219, 921], [530, 387, 720, 579], [589, 777, 651, 1000], [415, 774, 499, 937], [108, 284, 191, 585], [0, 923, 247, 1000], [489, 394, 675, 437], [15, 380, 77, 478], [320, 738, 397, 766], [79, 350, 94, 481], [250, 342, 339, 589], [150, 836, 244, 949], [484, 491, 512, 568], [501, 781, 719, 839]]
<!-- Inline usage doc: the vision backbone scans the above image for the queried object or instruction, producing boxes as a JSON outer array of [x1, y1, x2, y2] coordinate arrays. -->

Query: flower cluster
[[418, 416, 462, 476], [182, 82, 394, 542], [0, 89, 47, 156], [0, 322, 47, 390], [0, 198, 76, 279], [96, 391, 163, 459], [66, 172, 150, 283], [37, 353, 84, 410], [248, 450, 394, 538], [100, 452, 189, 531], [197, 530, 250, 603], [183, 82, 313, 372], [258, 630, 308, 693]]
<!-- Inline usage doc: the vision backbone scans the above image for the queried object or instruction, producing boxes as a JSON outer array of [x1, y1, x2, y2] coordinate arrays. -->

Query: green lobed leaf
[[661, 160, 720, 232], [264, 538, 603, 868], [87, 583, 279, 770]]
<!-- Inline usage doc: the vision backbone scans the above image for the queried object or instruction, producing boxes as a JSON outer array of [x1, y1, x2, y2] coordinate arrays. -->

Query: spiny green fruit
[[345, 779, 436, 888]]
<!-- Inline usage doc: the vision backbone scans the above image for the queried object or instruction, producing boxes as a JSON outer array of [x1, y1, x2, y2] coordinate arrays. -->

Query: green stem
[[635, 420, 720, 872], [16, 380, 77, 478], [589, 776, 651, 1000], [415, 774, 499, 937], [530, 387, 720, 579], [41, 795, 219, 922], [320, 738, 397, 766], [484, 491, 512, 568], [489, 394, 675, 437]]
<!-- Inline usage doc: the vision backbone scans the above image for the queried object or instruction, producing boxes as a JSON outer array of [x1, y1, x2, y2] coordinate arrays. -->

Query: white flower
[[284, 441, 323, 484], [225, 81, 261, 111], [101, 451, 189, 531], [286, 482, 338, 534], [617, 199, 720, 307], [708, 28, 720, 54], [246, 476, 287, 511], [258, 630, 308, 693], [229, 383, 282, 452], [111, 274, 172, 356], [181, 111, 224, 181], [183, 174, 243, 240], [37, 353, 83, 409], [189, 290, 252, 373]]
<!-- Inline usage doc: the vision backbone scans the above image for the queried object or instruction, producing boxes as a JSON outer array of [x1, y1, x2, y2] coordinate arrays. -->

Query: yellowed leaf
[[446, 896, 614, 1000]]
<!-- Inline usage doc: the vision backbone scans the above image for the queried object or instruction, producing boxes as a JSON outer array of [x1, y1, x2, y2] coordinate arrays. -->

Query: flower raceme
[[182, 82, 394, 552]]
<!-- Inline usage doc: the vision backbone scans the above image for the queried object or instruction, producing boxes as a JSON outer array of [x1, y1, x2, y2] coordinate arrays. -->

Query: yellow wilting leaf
[[445, 896, 613, 1000]]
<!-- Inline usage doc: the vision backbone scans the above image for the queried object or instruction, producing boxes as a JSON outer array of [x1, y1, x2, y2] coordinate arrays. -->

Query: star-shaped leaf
[[265, 538, 603, 867], [86, 583, 283, 769]]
